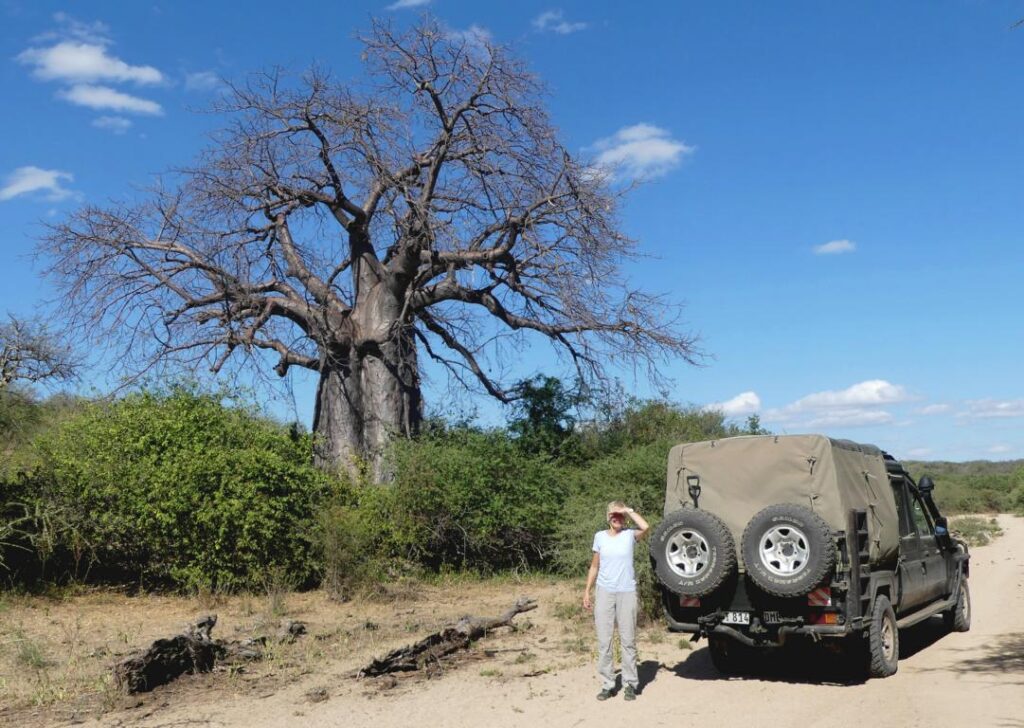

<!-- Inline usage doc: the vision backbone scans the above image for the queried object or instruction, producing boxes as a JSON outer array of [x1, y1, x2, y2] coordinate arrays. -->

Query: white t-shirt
[[592, 529, 637, 593]]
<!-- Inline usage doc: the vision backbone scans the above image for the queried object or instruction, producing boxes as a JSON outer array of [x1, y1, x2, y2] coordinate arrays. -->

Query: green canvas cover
[[664, 434, 900, 566]]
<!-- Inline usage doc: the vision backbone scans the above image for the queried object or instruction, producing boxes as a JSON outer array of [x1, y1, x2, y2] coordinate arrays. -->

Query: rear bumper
[[663, 608, 853, 646]]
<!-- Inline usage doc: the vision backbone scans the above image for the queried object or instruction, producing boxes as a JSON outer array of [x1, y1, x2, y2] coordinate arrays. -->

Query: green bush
[[576, 400, 736, 459], [386, 427, 563, 572], [317, 473, 406, 600], [19, 385, 332, 591], [907, 460, 1024, 514]]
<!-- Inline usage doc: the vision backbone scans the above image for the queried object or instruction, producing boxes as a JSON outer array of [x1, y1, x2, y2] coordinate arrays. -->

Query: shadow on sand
[[658, 616, 965, 686], [913, 628, 1024, 684]]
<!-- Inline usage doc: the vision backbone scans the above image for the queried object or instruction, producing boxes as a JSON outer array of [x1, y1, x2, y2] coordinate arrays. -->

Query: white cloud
[[905, 447, 932, 458], [34, 13, 111, 45], [916, 403, 951, 415], [18, 15, 165, 128], [762, 379, 911, 430], [987, 444, 1012, 455], [959, 399, 1024, 419], [184, 71, 220, 92], [58, 84, 163, 115], [801, 409, 894, 428], [17, 41, 164, 85], [789, 380, 909, 410], [813, 239, 856, 255], [590, 124, 694, 180], [533, 10, 588, 34], [0, 166, 75, 202], [387, 0, 430, 8], [91, 115, 132, 134], [705, 391, 761, 417], [446, 24, 492, 47]]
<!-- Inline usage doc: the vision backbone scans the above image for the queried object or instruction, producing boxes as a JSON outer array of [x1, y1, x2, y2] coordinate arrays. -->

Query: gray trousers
[[594, 587, 638, 689]]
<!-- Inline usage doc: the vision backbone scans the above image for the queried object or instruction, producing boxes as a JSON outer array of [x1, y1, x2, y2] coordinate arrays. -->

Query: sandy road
[[82, 515, 1024, 728]]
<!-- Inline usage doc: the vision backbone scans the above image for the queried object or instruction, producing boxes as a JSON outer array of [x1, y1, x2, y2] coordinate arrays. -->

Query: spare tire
[[650, 509, 736, 597], [741, 504, 834, 597]]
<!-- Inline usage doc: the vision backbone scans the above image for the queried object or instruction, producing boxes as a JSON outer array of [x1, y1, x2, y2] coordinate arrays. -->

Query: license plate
[[723, 611, 750, 625]]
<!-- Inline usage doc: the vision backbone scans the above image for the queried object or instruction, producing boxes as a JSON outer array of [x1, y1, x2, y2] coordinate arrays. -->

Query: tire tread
[[867, 595, 899, 678], [650, 509, 737, 597], [740, 504, 835, 597]]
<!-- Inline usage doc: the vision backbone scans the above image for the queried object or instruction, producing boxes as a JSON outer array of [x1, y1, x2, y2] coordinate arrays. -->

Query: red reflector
[[807, 611, 839, 625], [680, 596, 701, 607], [807, 587, 832, 607]]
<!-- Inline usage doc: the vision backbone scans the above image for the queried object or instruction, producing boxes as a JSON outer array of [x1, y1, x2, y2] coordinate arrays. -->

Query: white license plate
[[722, 611, 750, 625]]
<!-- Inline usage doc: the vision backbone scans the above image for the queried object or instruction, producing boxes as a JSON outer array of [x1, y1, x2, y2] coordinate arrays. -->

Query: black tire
[[740, 504, 834, 597], [943, 579, 971, 632], [707, 633, 755, 675], [866, 594, 899, 678], [650, 509, 736, 597]]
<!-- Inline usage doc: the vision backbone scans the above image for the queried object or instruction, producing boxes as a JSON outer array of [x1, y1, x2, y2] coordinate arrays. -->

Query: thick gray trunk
[[312, 330, 421, 482]]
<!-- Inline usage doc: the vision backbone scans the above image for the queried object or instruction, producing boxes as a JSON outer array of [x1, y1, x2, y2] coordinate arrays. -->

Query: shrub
[[907, 461, 1022, 514], [20, 385, 332, 591], [576, 400, 734, 459], [317, 474, 404, 600], [386, 427, 563, 572]]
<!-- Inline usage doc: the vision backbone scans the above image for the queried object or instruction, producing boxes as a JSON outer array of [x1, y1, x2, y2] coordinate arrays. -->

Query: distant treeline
[[906, 459, 1024, 515], [2, 381, 1021, 610]]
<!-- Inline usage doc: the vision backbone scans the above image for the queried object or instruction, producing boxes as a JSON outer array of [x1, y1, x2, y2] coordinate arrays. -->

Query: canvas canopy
[[664, 434, 900, 566]]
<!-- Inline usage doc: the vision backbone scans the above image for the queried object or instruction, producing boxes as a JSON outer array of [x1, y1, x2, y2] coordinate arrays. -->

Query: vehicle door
[[907, 484, 949, 602], [890, 476, 930, 612]]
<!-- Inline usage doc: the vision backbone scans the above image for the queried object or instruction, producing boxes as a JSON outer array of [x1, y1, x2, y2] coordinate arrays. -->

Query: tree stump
[[112, 615, 222, 693], [112, 614, 307, 693]]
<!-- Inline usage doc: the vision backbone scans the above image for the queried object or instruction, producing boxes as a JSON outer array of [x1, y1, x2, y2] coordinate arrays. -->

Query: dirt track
[[78, 515, 1023, 728]]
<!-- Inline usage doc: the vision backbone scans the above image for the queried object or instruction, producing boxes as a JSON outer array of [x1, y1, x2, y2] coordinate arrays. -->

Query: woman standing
[[583, 501, 649, 700]]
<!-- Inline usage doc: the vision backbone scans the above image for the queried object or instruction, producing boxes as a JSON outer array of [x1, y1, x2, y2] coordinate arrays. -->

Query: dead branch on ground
[[112, 614, 306, 693], [358, 596, 537, 677]]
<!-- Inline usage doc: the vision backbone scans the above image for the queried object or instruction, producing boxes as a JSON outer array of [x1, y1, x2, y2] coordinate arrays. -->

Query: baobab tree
[[42, 19, 698, 478]]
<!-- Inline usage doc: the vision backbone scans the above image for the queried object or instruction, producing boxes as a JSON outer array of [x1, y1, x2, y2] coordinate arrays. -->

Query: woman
[[583, 501, 649, 700]]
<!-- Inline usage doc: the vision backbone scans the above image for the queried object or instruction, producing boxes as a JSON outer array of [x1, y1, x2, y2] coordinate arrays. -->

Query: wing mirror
[[934, 515, 953, 550], [918, 476, 935, 494]]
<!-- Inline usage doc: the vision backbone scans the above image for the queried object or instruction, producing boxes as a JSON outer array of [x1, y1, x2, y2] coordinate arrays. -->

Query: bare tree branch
[[0, 315, 80, 390], [39, 17, 700, 475]]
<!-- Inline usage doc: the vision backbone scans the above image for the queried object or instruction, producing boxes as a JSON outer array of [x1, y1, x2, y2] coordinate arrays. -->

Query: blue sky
[[2, 1, 1022, 461]]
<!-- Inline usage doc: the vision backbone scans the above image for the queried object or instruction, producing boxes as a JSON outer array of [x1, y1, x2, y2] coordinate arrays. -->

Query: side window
[[890, 478, 912, 537], [909, 490, 934, 537]]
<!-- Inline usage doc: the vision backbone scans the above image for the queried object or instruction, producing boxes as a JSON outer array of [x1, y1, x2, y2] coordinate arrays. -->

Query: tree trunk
[[312, 326, 421, 482]]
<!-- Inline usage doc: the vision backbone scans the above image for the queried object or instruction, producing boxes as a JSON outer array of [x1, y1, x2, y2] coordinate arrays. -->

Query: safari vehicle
[[649, 435, 971, 678]]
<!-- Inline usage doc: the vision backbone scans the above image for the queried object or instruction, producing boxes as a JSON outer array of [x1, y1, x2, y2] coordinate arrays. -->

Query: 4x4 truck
[[650, 435, 970, 678]]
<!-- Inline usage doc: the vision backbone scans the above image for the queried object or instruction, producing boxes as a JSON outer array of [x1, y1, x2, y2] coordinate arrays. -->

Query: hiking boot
[[596, 688, 615, 701], [623, 685, 636, 701]]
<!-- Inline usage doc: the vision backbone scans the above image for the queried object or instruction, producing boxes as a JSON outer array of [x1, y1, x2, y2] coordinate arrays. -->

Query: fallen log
[[112, 614, 306, 693], [358, 596, 538, 677]]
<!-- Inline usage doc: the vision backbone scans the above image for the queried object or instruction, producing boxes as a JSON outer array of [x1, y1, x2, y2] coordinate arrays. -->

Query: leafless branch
[[0, 315, 80, 390], [38, 17, 699, 470]]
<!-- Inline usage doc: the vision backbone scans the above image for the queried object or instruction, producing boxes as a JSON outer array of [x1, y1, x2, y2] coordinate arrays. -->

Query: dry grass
[[0, 577, 585, 727], [950, 515, 1004, 547]]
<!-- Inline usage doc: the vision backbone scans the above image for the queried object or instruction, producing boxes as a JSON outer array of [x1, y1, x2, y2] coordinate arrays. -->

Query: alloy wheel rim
[[758, 524, 810, 577], [881, 613, 896, 662], [666, 528, 710, 578]]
